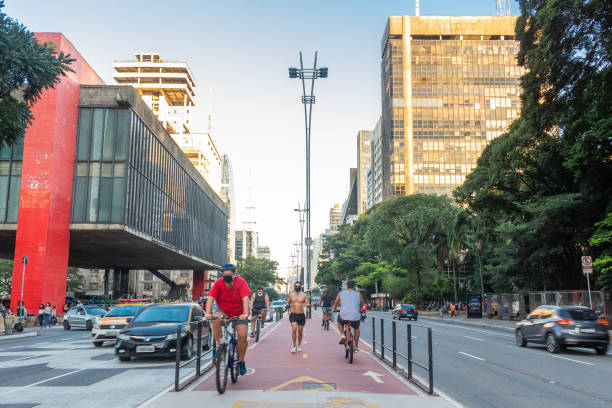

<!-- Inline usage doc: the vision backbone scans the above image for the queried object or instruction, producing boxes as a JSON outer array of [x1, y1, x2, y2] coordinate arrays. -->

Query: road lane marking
[[463, 335, 483, 341], [362, 371, 384, 383], [265, 376, 334, 392], [302, 353, 308, 359], [423, 320, 513, 337], [550, 355, 594, 366], [0, 368, 86, 396], [459, 351, 485, 361]]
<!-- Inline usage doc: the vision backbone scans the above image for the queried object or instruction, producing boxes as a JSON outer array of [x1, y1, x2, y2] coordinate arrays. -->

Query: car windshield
[[564, 309, 598, 321], [400, 304, 413, 309], [85, 308, 107, 315], [132, 306, 189, 323], [106, 305, 146, 317]]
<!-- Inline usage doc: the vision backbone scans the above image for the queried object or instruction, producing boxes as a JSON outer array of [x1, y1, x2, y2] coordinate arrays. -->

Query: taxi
[[92, 299, 151, 347]]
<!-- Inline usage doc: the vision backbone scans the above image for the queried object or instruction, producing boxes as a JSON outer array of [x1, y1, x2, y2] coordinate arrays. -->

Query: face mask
[[294, 286, 302, 292], [223, 275, 233, 284]]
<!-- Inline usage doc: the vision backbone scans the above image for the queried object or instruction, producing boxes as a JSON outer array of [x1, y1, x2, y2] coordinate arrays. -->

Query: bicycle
[[253, 309, 268, 343], [209, 316, 240, 394], [341, 321, 355, 364], [322, 310, 331, 331]]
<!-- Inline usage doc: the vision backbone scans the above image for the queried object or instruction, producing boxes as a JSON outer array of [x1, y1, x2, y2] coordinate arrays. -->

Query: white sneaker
[[339, 336, 346, 344], [291, 346, 297, 353], [297, 346, 302, 352]]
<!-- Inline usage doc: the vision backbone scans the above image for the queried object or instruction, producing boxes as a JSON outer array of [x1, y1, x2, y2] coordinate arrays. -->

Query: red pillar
[[192, 270, 206, 299], [10, 33, 104, 313]]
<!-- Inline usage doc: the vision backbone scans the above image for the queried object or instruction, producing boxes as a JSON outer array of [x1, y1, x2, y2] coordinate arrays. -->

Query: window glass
[[0, 176, 8, 222], [0, 146, 11, 160], [72, 177, 88, 222], [98, 177, 112, 223], [77, 109, 92, 161], [90, 109, 104, 160], [565, 309, 598, 321], [11, 162, 21, 175], [102, 109, 116, 160], [7, 176, 21, 222], [87, 176, 100, 222], [0, 162, 9, 176], [111, 178, 125, 223], [114, 163, 125, 178], [76, 162, 88, 177]]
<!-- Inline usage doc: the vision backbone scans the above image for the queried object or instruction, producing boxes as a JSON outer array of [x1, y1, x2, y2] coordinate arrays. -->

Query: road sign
[[581, 256, 593, 274]]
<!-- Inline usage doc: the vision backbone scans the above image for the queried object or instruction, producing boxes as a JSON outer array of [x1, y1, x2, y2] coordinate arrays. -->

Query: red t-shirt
[[208, 276, 251, 318]]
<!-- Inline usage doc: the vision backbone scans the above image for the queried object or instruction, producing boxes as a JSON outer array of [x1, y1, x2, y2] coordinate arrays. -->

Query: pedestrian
[[0, 305, 5, 334], [450, 303, 456, 317], [287, 281, 309, 353], [4, 308, 15, 335], [37, 304, 45, 328], [16, 300, 27, 328], [44, 302, 51, 328], [51, 305, 57, 325], [63, 302, 70, 314]]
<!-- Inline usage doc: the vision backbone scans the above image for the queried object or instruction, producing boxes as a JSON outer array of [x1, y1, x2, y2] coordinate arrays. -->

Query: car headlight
[[167, 331, 188, 340], [117, 334, 130, 340]]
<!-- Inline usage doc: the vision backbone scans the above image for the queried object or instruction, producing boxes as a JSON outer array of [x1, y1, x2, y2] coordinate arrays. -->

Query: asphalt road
[[358, 311, 612, 407], [0, 325, 211, 408]]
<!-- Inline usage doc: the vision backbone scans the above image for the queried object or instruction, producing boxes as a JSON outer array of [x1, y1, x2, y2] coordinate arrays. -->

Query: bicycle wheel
[[215, 343, 228, 394], [255, 318, 261, 343], [230, 341, 239, 383], [348, 339, 354, 364]]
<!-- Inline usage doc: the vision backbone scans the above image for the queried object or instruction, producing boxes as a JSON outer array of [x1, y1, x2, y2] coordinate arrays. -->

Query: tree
[[237, 256, 279, 291], [0, 1, 74, 147], [0, 258, 13, 296], [66, 267, 84, 292], [590, 212, 612, 290]]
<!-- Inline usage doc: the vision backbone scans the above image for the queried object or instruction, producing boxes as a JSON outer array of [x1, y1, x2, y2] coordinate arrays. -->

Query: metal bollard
[[196, 321, 202, 376], [372, 317, 376, 356], [392, 320, 397, 369], [428, 327, 433, 395], [407, 324, 412, 379], [174, 325, 181, 391], [380, 318, 385, 360]]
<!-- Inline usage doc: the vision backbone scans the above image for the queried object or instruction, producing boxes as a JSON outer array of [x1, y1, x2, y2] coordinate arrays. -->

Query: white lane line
[[463, 335, 483, 342], [424, 320, 513, 337], [459, 351, 485, 361], [550, 355, 594, 366], [0, 368, 86, 396]]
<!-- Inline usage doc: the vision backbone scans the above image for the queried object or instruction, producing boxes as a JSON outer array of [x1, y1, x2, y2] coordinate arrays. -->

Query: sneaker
[[354, 347, 359, 353], [250, 332, 255, 338], [339, 336, 346, 345], [239, 361, 247, 376], [291, 346, 297, 353], [297, 346, 302, 352]]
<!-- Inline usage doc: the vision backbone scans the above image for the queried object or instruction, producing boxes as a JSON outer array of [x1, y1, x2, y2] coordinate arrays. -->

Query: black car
[[392, 304, 418, 320], [115, 303, 210, 361], [515, 305, 609, 354]]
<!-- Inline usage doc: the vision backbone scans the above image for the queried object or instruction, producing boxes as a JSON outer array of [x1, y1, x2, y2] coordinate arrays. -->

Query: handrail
[[372, 317, 434, 394], [174, 320, 214, 391]]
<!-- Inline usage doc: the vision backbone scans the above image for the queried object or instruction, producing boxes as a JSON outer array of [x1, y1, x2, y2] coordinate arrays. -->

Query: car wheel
[[594, 345, 608, 355], [515, 329, 527, 347], [118, 355, 131, 362], [93, 341, 103, 347], [181, 336, 194, 360], [86, 320, 93, 331], [63, 320, 71, 330], [414, 317, 418, 321], [545, 333, 560, 353]]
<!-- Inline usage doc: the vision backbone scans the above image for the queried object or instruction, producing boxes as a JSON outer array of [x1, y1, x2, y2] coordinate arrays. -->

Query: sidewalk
[[142, 311, 458, 408], [0, 324, 62, 341]]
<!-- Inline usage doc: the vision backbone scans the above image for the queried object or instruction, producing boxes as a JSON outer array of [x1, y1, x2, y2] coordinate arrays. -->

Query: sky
[[5, 0, 520, 281]]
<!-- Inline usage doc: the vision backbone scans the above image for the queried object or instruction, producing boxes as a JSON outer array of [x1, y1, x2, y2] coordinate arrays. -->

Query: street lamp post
[[294, 203, 306, 284], [288, 52, 328, 292], [20, 256, 28, 304]]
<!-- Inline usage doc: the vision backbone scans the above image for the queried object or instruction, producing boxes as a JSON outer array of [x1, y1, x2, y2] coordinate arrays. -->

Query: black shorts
[[252, 308, 265, 316], [289, 313, 306, 326], [337, 317, 360, 329]]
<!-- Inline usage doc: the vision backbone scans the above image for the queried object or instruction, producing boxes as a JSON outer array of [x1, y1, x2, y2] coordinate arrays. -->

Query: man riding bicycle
[[205, 264, 251, 375], [333, 280, 363, 352], [319, 289, 333, 327], [249, 287, 269, 338]]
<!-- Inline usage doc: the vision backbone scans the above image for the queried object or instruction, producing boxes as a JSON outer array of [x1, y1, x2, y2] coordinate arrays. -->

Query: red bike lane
[[193, 311, 416, 394]]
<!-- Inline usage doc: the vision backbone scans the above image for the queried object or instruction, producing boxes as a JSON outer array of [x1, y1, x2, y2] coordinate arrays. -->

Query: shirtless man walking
[[287, 281, 309, 353]]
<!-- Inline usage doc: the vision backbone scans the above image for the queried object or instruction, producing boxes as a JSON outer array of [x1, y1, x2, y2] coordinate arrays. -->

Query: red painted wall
[[10, 33, 104, 314]]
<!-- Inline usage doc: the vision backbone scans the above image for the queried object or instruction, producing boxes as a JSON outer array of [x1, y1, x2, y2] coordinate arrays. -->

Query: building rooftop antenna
[[495, 0, 511, 16], [207, 87, 214, 134], [415, 0, 419, 16]]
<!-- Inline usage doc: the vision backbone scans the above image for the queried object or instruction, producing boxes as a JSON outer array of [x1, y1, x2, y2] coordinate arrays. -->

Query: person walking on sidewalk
[[334, 280, 363, 352], [16, 301, 27, 327], [450, 303, 456, 317], [287, 281, 309, 353], [37, 304, 45, 328], [43, 302, 51, 328], [249, 287, 269, 338], [4, 309, 15, 335], [205, 263, 251, 376]]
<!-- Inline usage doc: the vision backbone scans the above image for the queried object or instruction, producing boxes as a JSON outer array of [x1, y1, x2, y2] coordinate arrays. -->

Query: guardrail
[[174, 320, 214, 391], [371, 317, 434, 394]]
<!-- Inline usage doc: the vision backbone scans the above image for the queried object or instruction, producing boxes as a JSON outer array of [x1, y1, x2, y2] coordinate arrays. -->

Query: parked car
[[91, 302, 149, 347], [392, 304, 418, 320], [515, 305, 609, 355], [270, 300, 286, 311], [63, 306, 107, 331], [115, 303, 210, 361]]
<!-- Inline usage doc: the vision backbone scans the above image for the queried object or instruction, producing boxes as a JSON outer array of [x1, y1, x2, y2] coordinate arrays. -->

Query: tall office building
[[381, 16, 522, 197], [367, 118, 383, 208], [329, 204, 342, 234], [356, 130, 372, 214], [257, 246, 270, 260], [234, 230, 259, 260], [220, 155, 235, 263]]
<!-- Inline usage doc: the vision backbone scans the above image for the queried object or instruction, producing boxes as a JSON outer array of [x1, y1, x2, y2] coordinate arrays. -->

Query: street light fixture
[[288, 51, 328, 292]]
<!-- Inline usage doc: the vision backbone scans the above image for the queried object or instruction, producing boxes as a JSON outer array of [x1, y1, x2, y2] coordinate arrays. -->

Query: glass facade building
[[0, 142, 24, 223], [381, 16, 522, 197]]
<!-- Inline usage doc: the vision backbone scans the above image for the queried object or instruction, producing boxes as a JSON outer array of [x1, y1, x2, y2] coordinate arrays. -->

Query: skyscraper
[[329, 204, 342, 234], [381, 16, 522, 197], [367, 117, 383, 208], [356, 130, 372, 214]]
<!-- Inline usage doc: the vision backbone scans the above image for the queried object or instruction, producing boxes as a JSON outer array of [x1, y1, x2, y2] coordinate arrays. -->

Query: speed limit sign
[[581, 256, 593, 274]]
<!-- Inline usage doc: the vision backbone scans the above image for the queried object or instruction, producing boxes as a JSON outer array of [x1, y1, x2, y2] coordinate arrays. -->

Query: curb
[[0, 331, 38, 341]]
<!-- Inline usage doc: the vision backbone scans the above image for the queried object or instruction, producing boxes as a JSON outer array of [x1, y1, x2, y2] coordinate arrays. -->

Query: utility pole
[[288, 53, 328, 292], [294, 203, 306, 285]]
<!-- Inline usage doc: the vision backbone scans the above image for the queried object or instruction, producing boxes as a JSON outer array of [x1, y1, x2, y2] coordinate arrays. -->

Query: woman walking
[[44, 302, 51, 328], [4, 309, 15, 335], [51, 305, 57, 325], [38, 304, 45, 328]]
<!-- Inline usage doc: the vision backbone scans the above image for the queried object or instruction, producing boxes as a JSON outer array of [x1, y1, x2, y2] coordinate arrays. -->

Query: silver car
[[63, 306, 106, 331]]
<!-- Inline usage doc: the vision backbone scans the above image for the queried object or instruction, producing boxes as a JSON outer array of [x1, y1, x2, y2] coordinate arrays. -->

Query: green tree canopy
[[0, 1, 74, 146], [237, 256, 279, 291]]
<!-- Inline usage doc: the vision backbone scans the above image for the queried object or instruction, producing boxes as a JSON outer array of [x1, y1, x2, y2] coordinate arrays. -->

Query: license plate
[[136, 345, 155, 353], [104, 330, 118, 336], [580, 328, 596, 333]]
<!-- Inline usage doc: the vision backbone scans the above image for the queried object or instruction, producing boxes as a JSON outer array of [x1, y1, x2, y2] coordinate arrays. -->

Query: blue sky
[[6, 0, 520, 280]]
